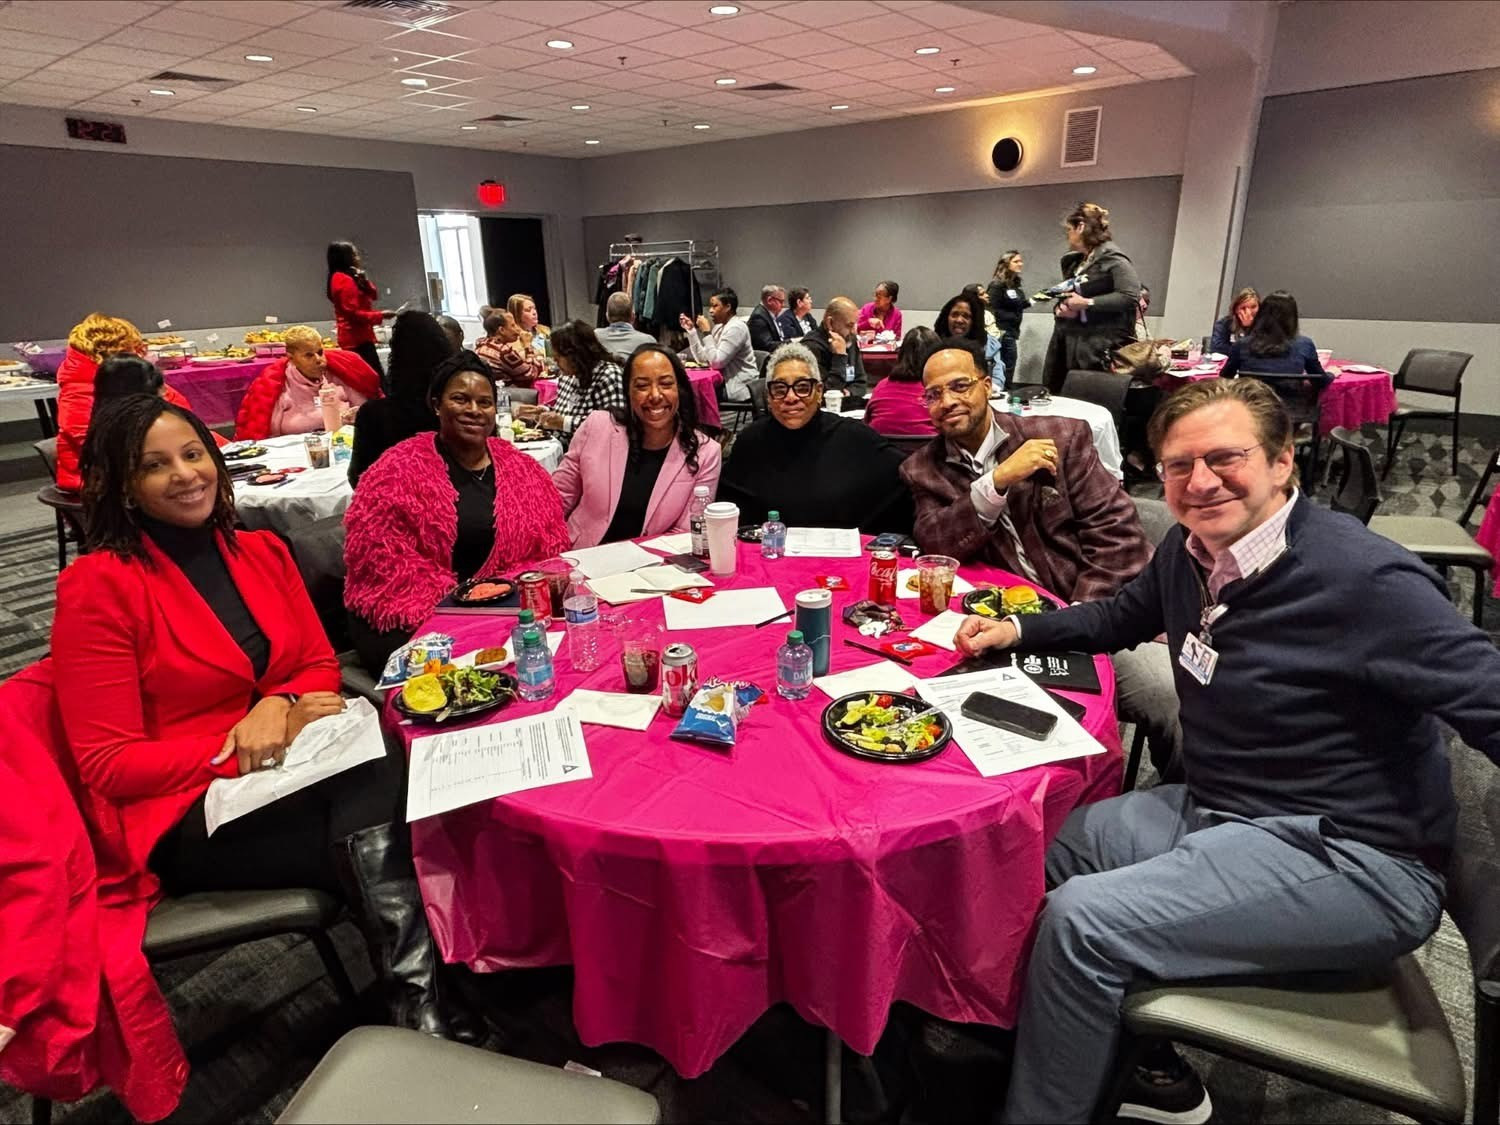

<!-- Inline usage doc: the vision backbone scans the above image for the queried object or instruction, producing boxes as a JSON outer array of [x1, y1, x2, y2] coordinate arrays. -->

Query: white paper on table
[[588, 566, 712, 606], [556, 689, 661, 731], [784, 527, 862, 558], [662, 586, 787, 630], [896, 570, 976, 600], [814, 661, 921, 699], [916, 667, 1107, 777], [909, 610, 969, 651], [203, 698, 386, 835], [561, 540, 661, 580], [640, 532, 694, 555], [406, 710, 592, 821]]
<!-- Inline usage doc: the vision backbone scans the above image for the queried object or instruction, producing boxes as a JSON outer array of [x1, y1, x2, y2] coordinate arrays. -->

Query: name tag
[[1006, 289, 1019, 300], [1179, 632, 1219, 686]]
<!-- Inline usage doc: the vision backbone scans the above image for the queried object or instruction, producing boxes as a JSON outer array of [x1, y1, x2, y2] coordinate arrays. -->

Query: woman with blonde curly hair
[[54, 312, 208, 492]]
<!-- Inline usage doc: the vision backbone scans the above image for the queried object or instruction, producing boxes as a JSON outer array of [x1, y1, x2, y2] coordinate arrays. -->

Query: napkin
[[909, 610, 969, 652], [896, 570, 976, 600], [556, 689, 661, 731]]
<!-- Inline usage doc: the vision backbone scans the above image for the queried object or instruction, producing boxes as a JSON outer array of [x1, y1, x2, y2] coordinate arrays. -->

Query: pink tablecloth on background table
[[395, 543, 1121, 1077], [1159, 358, 1394, 437], [1475, 495, 1500, 597], [161, 358, 276, 427], [532, 368, 723, 428]]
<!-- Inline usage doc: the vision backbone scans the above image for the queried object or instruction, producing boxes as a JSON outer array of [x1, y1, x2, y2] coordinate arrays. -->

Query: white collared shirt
[[944, 415, 1041, 583], [1185, 490, 1300, 602]]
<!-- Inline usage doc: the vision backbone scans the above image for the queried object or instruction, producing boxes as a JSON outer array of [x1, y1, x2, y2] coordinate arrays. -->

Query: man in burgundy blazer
[[901, 340, 1179, 771]]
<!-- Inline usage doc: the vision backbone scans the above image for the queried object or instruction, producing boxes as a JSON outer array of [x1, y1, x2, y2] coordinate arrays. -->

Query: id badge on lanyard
[[1179, 603, 1227, 686]]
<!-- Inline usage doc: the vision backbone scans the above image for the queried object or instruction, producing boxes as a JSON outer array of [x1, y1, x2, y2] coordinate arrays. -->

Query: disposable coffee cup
[[704, 501, 740, 576], [824, 389, 844, 413]]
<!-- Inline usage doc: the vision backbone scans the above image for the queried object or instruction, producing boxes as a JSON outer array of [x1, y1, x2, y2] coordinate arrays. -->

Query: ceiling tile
[[707, 44, 787, 69], [827, 11, 933, 45], [171, 1, 310, 26], [775, 2, 870, 30], [383, 26, 482, 55], [105, 26, 224, 56], [557, 7, 683, 43], [279, 9, 409, 43], [38, 56, 157, 82], [801, 45, 890, 69], [0, 0, 152, 35], [635, 26, 740, 57], [0, 29, 95, 58], [633, 57, 719, 81], [135, 8, 270, 42], [519, 57, 619, 82]]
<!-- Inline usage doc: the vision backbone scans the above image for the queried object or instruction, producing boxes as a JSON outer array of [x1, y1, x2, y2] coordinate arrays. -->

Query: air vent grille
[[1061, 105, 1101, 168], [340, 0, 455, 25], [736, 82, 799, 94], [146, 70, 234, 86], [473, 114, 531, 124]]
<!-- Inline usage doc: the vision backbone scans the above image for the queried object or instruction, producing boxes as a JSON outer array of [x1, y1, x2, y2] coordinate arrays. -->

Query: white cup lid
[[704, 502, 739, 517]]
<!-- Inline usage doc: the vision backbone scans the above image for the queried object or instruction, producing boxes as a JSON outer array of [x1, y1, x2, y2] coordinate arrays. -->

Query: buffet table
[[397, 543, 1121, 1078]]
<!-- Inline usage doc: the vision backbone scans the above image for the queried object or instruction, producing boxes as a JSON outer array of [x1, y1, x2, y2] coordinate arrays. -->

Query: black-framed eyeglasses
[[1155, 446, 1261, 482], [921, 377, 982, 406], [768, 378, 819, 400]]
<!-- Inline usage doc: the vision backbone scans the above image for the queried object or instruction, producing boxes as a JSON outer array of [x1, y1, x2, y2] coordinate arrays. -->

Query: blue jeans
[[1000, 785, 1445, 1123]]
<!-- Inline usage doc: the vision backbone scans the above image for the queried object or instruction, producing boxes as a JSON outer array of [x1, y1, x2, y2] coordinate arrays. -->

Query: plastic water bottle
[[689, 486, 711, 559], [1010, 393, 1023, 416], [510, 608, 536, 661], [776, 630, 814, 701], [495, 386, 513, 442], [517, 629, 555, 701], [563, 568, 601, 672], [761, 510, 786, 560]]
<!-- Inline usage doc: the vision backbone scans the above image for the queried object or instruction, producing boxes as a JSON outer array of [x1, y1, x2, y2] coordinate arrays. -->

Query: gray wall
[[1235, 67, 1500, 324], [583, 175, 1183, 317], [0, 143, 426, 340]]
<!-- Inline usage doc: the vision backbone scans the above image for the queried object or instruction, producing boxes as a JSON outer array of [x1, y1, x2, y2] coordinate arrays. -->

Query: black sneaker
[[1115, 1043, 1213, 1125]]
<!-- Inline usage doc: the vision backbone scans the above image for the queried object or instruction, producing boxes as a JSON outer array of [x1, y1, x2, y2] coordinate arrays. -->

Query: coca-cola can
[[517, 571, 551, 619], [661, 642, 699, 717], [868, 549, 898, 605]]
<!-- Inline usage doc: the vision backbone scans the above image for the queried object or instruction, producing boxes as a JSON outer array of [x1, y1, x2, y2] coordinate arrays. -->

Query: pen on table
[[754, 609, 793, 628], [843, 638, 913, 666]]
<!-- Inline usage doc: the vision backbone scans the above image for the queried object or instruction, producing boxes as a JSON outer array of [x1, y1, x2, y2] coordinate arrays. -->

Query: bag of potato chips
[[669, 678, 765, 747]]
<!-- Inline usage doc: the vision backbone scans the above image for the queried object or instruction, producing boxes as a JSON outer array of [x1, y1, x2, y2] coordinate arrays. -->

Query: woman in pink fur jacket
[[344, 351, 569, 674]]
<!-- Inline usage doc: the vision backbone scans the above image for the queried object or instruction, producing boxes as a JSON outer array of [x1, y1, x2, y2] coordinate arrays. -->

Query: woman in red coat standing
[[36, 396, 466, 1112], [327, 240, 392, 380]]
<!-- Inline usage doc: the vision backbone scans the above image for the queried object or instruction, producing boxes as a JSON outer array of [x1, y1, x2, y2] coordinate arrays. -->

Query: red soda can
[[868, 549, 898, 605], [661, 642, 699, 717], [518, 571, 551, 619]]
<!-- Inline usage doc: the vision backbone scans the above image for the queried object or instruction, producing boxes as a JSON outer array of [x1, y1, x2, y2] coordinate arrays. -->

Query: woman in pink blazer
[[553, 346, 722, 548]]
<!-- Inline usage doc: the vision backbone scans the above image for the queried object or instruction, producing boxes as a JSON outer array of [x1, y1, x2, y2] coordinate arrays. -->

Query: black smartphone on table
[[1044, 690, 1088, 723], [960, 692, 1057, 741]]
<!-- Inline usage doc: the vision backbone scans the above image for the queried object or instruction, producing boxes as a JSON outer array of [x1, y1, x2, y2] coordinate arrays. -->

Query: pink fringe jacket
[[344, 433, 569, 632]]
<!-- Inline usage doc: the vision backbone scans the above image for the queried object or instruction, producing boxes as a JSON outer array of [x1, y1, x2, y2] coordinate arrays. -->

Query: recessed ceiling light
[[692, 122, 711, 130], [148, 88, 174, 96], [460, 124, 478, 130], [244, 53, 274, 62], [547, 39, 574, 49], [1072, 65, 1098, 75], [829, 103, 850, 110], [709, 4, 739, 14], [914, 46, 941, 55], [715, 77, 737, 86], [295, 105, 318, 113], [401, 77, 428, 87], [570, 103, 590, 110], [934, 86, 955, 93], [584, 139, 601, 145]]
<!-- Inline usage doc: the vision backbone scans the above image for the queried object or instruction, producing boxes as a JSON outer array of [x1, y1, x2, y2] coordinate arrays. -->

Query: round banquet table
[[1158, 357, 1394, 437], [862, 345, 899, 382], [533, 368, 724, 429], [393, 541, 1121, 1077], [1475, 495, 1500, 599], [234, 432, 564, 536]]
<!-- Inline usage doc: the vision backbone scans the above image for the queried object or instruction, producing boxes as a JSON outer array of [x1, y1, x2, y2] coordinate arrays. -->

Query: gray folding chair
[[282, 515, 381, 703], [33, 438, 85, 569], [1104, 739, 1500, 1125], [1326, 427, 1381, 525], [276, 1026, 661, 1124], [1060, 369, 1130, 434], [1384, 348, 1472, 479]]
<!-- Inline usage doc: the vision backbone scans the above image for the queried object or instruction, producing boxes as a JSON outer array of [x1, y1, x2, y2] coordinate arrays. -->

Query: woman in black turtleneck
[[717, 341, 913, 534], [50, 394, 469, 1042]]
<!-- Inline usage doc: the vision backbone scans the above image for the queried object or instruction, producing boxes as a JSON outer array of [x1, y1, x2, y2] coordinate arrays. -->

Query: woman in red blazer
[[50, 398, 464, 1088], [327, 239, 392, 379]]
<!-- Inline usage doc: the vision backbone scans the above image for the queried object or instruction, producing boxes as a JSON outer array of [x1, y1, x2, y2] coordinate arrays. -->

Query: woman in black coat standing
[[1040, 203, 1142, 394], [986, 250, 1031, 383]]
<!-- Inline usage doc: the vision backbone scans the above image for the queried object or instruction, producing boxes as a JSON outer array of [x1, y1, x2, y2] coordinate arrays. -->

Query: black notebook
[[1011, 651, 1101, 694]]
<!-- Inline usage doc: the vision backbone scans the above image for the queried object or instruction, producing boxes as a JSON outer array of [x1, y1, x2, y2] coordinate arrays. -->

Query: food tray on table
[[393, 667, 518, 725], [961, 585, 1057, 619], [821, 691, 951, 764], [451, 575, 517, 607]]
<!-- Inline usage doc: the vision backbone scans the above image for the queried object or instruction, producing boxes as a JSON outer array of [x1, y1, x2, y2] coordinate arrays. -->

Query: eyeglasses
[[1155, 446, 1261, 482], [921, 377, 982, 406], [768, 378, 819, 400]]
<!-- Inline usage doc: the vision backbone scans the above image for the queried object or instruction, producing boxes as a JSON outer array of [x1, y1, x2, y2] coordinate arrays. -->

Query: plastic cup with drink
[[303, 432, 331, 470], [915, 554, 959, 615]]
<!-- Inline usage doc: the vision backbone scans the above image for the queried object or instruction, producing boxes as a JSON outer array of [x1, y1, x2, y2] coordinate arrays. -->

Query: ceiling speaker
[[991, 137, 1023, 174]]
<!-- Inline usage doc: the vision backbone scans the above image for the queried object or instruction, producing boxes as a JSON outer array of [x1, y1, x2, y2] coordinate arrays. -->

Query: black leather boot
[[334, 822, 468, 1041]]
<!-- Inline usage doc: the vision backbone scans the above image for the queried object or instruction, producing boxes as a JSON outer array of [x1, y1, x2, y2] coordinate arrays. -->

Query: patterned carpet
[[2, 421, 1496, 1124]]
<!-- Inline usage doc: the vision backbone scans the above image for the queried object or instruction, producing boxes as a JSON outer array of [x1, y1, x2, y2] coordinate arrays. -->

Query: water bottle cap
[[694, 485, 710, 497], [787, 630, 804, 644], [522, 629, 541, 646], [518, 609, 534, 624], [768, 510, 779, 521]]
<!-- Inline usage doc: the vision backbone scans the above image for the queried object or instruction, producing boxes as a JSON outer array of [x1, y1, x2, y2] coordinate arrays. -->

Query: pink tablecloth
[[1159, 358, 1394, 437], [395, 543, 1121, 1077], [533, 368, 723, 428], [161, 358, 276, 427], [1476, 495, 1500, 597]]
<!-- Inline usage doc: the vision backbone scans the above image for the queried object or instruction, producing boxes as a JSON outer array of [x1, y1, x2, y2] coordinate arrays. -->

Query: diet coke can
[[868, 549, 898, 605], [661, 642, 699, 717], [517, 571, 551, 619]]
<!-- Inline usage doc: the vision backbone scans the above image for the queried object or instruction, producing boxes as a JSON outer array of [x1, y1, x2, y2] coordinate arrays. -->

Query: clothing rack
[[608, 239, 721, 295]]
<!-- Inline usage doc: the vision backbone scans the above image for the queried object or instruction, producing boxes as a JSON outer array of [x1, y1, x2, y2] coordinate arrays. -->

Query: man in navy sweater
[[956, 377, 1500, 1124]]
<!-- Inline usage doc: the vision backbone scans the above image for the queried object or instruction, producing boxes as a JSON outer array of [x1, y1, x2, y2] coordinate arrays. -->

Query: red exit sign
[[66, 117, 128, 144]]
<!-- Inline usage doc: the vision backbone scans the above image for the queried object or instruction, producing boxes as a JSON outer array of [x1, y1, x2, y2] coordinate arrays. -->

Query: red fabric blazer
[[234, 349, 381, 441], [54, 347, 215, 492], [329, 271, 382, 347]]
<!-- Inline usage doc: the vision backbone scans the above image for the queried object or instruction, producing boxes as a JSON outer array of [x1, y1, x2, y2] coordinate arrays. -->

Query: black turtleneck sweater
[[717, 409, 914, 534], [144, 517, 270, 679]]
